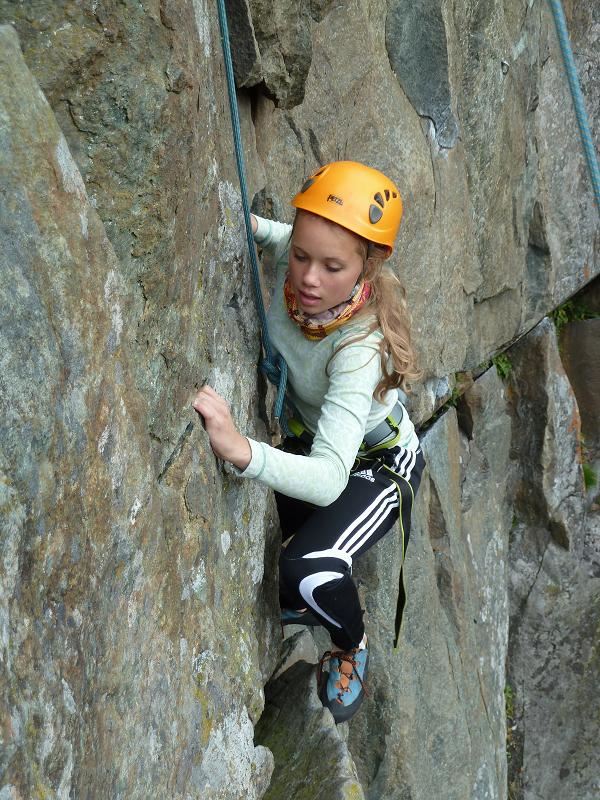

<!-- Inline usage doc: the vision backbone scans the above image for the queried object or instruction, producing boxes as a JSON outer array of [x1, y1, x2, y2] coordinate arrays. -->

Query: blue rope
[[548, 0, 600, 212], [216, 0, 290, 434]]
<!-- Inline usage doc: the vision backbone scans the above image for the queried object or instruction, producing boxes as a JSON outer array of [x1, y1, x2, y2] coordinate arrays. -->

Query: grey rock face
[[224, 0, 263, 87], [0, 21, 277, 800], [506, 320, 600, 800], [224, 0, 320, 103], [385, 0, 459, 148], [508, 318, 585, 549], [348, 369, 511, 800], [560, 311, 600, 462], [0, 0, 598, 798], [248, 0, 313, 108]]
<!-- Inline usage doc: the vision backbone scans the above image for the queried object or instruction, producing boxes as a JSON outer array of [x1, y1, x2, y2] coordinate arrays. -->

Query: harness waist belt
[[362, 401, 404, 448], [287, 400, 404, 452]]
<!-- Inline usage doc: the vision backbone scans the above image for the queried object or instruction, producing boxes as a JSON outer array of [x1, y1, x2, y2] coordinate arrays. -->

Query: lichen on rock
[[0, 0, 598, 797]]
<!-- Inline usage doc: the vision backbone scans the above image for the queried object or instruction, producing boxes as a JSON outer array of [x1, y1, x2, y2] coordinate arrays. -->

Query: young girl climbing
[[193, 161, 424, 723]]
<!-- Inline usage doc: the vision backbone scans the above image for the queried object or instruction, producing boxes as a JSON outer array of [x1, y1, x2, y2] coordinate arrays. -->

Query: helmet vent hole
[[369, 204, 383, 224], [385, 189, 390, 201], [392, 192, 397, 199], [300, 178, 315, 193], [374, 192, 384, 208]]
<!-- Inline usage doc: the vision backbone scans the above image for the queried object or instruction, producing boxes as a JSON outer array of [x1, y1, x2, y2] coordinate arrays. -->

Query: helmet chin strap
[[348, 281, 361, 302]]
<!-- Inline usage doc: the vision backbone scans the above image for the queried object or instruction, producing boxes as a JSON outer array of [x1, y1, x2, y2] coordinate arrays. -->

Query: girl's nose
[[303, 263, 320, 287]]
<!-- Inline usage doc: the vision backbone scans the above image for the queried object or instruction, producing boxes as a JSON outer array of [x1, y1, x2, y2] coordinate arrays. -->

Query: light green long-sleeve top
[[240, 215, 418, 506]]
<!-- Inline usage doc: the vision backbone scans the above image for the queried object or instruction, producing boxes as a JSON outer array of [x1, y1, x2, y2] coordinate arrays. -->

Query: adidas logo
[[354, 469, 375, 482]]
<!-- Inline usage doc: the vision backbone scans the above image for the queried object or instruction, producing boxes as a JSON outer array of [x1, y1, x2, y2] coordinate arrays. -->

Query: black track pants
[[276, 444, 425, 650]]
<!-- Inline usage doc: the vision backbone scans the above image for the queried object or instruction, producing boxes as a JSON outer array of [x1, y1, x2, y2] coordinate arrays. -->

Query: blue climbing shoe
[[281, 607, 321, 627], [317, 641, 369, 724]]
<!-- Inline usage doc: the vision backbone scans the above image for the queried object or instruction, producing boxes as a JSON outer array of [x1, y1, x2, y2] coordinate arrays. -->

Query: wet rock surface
[[560, 317, 600, 461], [386, 0, 459, 148]]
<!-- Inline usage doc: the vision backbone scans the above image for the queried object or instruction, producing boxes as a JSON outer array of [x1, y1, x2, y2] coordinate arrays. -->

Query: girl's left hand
[[192, 385, 252, 470]]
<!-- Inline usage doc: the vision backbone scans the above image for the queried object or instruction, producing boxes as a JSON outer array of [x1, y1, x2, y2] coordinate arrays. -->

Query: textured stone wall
[[0, 15, 278, 800], [506, 317, 599, 799], [0, 0, 597, 798]]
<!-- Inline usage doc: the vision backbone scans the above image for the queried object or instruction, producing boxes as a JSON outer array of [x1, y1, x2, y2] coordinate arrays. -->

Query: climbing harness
[[216, 0, 290, 433], [548, 0, 600, 212], [362, 400, 405, 450], [286, 400, 406, 456]]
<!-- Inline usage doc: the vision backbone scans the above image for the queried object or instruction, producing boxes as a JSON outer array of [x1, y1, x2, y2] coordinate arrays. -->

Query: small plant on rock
[[493, 353, 512, 380], [551, 298, 599, 336], [583, 463, 598, 491]]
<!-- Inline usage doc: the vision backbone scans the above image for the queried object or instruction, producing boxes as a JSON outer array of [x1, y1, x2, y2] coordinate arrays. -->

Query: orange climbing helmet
[[291, 161, 403, 252]]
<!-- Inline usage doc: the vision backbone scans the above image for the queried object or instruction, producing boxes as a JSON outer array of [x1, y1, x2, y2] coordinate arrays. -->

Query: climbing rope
[[215, 0, 597, 436], [548, 0, 600, 212], [216, 0, 290, 434]]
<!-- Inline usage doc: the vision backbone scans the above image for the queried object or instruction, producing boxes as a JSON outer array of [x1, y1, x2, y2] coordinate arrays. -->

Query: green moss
[[342, 784, 365, 799], [505, 683, 516, 764], [193, 683, 213, 747], [583, 463, 598, 490], [29, 757, 52, 800], [552, 299, 599, 335], [545, 583, 562, 598], [504, 684, 515, 720], [492, 353, 512, 380], [448, 385, 461, 407], [420, 374, 465, 431]]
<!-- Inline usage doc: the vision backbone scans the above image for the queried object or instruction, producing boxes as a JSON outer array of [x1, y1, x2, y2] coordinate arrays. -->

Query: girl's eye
[[326, 264, 342, 273], [294, 251, 308, 262]]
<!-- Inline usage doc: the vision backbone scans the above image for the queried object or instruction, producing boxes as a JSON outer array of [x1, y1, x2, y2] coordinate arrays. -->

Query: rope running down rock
[[548, 0, 600, 212], [216, 0, 290, 434]]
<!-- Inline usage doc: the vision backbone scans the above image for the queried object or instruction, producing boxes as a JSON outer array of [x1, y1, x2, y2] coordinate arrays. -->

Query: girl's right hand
[[192, 385, 251, 470]]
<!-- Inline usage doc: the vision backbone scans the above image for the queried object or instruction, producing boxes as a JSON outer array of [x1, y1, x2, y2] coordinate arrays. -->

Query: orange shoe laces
[[318, 648, 369, 704]]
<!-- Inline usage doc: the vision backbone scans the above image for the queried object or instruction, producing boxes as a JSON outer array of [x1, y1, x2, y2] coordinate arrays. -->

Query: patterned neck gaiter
[[283, 275, 372, 340]]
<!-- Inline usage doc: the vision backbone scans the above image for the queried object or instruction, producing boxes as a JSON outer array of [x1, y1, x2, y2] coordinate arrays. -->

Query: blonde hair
[[291, 210, 421, 400], [337, 240, 422, 401]]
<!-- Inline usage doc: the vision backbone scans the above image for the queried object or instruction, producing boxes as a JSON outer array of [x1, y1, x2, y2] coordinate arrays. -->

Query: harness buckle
[[361, 400, 404, 453]]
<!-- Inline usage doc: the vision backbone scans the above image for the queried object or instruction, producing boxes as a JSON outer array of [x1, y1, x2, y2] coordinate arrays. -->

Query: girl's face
[[288, 212, 365, 315]]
